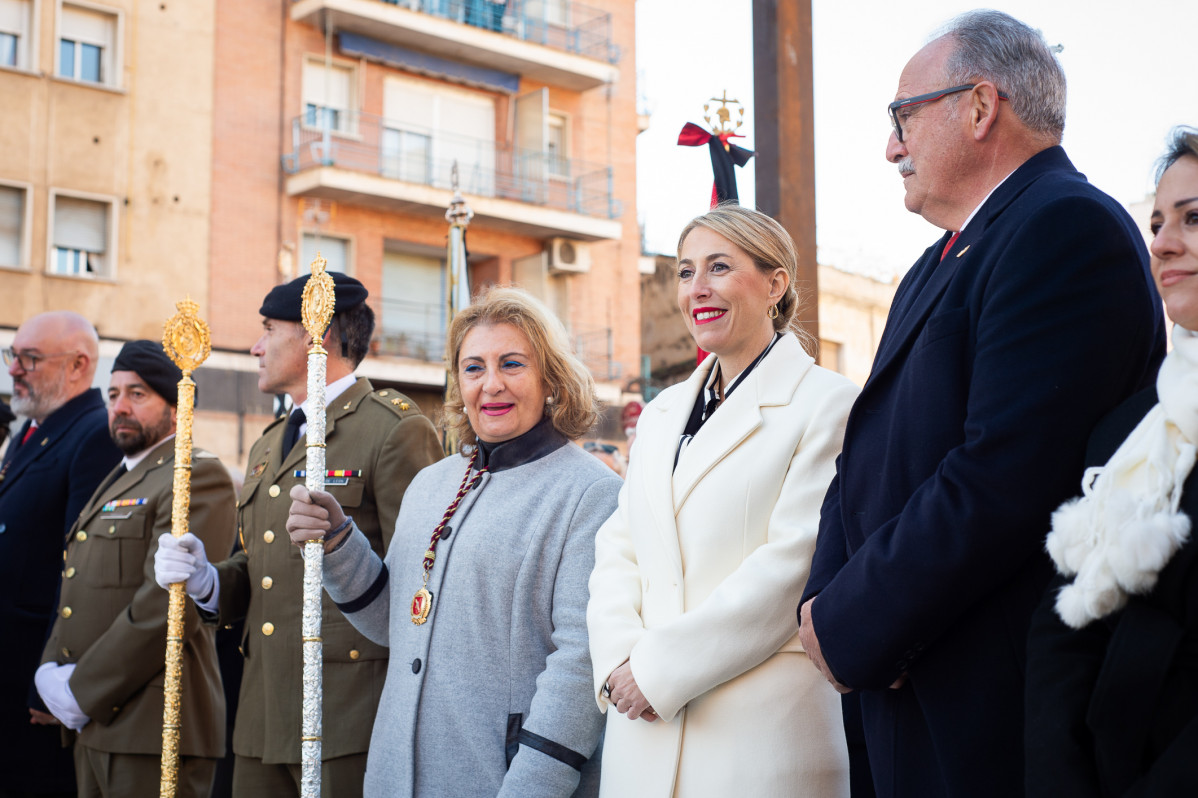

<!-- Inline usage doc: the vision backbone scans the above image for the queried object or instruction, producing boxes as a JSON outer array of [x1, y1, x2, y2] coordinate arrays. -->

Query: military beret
[[258, 271, 369, 322], [113, 340, 183, 406]]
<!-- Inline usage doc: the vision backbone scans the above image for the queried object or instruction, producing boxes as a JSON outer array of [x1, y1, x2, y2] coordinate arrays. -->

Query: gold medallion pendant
[[411, 587, 432, 625]]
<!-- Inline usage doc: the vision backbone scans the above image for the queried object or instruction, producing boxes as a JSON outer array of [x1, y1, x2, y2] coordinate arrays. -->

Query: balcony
[[291, 0, 619, 91], [283, 112, 624, 241]]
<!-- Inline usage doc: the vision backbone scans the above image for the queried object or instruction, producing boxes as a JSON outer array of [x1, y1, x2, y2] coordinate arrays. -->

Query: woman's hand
[[287, 485, 350, 553], [606, 661, 658, 722]]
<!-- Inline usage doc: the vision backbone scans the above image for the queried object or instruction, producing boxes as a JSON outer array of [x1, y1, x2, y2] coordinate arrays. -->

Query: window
[[383, 76, 496, 196], [0, 0, 31, 69], [818, 339, 843, 374], [382, 128, 432, 185], [300, 233, 349, 276], [0, 184, 26, 268], [51, 194, 110, 277], [380, 250, 444, 361], [302, 59, 355, 134], [59, 4, 116, 85], [546, 112, 568, 177]]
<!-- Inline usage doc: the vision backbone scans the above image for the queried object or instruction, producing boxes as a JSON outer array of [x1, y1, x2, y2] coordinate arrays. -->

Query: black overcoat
[[0, 388, 121, 791], [1026, 387, 1198, 798], [802, 146, 1166, 797]]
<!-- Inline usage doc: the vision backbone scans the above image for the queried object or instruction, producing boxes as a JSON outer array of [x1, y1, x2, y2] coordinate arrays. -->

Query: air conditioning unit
[[546, 238, 592, 274]]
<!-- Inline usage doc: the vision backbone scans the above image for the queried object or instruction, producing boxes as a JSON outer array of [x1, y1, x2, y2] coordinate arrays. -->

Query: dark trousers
[[231, 753, 367, 798]]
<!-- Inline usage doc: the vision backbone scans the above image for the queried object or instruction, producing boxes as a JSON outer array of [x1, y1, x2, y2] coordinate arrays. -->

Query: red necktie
[[21, 423, 37, 446], [941, 232, 961, 262]]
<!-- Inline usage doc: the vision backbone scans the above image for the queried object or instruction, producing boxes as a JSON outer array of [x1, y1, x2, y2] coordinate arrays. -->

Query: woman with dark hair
[[587, 204, 858, 796], [1026, 126, 1198, 796], [288, 286, 620, 797]]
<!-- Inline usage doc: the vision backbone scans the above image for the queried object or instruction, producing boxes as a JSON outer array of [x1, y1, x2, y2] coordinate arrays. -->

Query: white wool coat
[[587, 333, 857, 797]]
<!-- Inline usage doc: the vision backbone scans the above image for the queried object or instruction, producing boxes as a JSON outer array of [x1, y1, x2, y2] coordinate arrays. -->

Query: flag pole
[[443, 161, 474, 456], [299, 254, 336, 797], [159, 298, 212, 798]]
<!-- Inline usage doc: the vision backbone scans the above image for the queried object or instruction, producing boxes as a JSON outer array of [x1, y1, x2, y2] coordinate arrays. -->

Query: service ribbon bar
[[292, 469, 362, 478], [102, 497, 147, 512]]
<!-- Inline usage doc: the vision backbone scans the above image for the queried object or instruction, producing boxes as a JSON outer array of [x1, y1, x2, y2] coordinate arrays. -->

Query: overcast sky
[[635, 0, 1198, 279]]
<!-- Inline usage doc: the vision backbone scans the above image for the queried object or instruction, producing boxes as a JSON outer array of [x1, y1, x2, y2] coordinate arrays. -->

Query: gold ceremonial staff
[[299, 255, 336, 797], [159, 298, 212, 798]]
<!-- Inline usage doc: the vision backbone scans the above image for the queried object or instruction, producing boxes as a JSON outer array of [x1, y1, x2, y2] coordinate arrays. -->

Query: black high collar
[[474, 416, 567, 472]]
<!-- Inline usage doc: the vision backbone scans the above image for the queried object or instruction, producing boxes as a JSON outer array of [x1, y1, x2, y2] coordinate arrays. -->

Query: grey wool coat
[[323, 420, 621, 798]]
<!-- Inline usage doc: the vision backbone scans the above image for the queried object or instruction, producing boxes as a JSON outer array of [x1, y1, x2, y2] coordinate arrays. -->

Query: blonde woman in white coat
[[588, 204, 857, 797]]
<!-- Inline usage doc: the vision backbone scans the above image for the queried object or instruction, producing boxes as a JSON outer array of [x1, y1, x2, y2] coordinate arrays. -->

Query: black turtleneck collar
[[474, 416, 567, 472]]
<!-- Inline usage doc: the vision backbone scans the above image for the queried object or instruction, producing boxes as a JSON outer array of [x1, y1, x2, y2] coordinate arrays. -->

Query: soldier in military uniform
[[156, 273, 441, 798], [35, 339, 237, 797]]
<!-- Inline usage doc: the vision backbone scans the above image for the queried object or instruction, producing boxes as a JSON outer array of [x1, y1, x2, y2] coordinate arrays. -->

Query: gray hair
[[937, 9, 1067, 142], [1155, 126, 1198, 186]]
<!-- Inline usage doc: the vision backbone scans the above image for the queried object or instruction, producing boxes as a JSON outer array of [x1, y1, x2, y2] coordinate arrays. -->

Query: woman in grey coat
[[287, 287, 621, 798]]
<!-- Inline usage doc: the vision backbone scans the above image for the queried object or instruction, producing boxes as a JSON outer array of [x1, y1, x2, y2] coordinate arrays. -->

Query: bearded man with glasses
[[797, 10, 1166, 798], [0, 311, 121, 798]]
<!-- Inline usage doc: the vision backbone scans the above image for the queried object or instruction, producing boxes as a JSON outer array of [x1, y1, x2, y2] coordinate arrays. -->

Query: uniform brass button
[[261, 576, 273, 590], [108, 525, 115, 535], [349, 649, 360, 660], [65, 567, 76, 578], [264, 530, 275, 543], [76, 531, 87, 542], [262, 622, 275, 636], [61, 606, 72, 618], [112, 706, 120, 714], [268, 485, 281, 498], [379, 390, 390, 396], [61, 647, 70, 657]]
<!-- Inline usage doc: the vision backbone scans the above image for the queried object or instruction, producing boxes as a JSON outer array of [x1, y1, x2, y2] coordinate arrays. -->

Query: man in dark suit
[[0, 311, 122, 797], [797, 10, 1166, 798], [155, 273, 442, 797], [35, 340, 237, 797]]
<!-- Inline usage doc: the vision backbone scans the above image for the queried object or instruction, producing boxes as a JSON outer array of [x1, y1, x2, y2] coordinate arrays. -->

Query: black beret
[[113, 340, 183, 406], [258, 271, 369, 322]]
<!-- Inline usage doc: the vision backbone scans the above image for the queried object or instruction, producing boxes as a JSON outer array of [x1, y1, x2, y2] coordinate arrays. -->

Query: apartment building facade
[[0, 0, 641, 471]]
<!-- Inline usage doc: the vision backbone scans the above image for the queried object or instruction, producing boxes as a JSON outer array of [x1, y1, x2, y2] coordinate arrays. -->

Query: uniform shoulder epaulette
[[368, 388, 419, 417], [262, 414, 287, 434]]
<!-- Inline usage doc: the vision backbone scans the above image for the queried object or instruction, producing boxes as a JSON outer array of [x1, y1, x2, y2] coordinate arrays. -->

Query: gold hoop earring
[[767, 304, 779, 320]]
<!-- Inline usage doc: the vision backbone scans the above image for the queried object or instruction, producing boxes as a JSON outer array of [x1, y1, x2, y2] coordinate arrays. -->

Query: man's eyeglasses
[[888, 84, 1009, 143], [2, 347, 75, 372]]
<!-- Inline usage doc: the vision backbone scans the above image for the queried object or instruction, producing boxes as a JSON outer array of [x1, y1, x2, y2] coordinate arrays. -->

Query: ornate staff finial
[[162, 297, 212, 377], [302, 253, 336, 345], [445, 161, 474, 228], [703, 90, 746, 139]]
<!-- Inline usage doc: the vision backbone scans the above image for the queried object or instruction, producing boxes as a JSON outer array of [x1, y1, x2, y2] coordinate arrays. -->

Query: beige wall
[[0, 0, 216, 340], [816, 265, 896, 386]]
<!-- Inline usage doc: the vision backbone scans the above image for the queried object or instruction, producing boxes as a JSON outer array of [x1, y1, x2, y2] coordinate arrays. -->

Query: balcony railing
[[371, 0, 619, 63], [376, 297, 621, 381], [283, 111, 622, 220]]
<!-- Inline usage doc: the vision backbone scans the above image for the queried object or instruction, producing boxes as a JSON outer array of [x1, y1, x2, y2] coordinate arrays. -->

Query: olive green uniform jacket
[[42, 438, 237, 757], [211, 378, 441, 764]]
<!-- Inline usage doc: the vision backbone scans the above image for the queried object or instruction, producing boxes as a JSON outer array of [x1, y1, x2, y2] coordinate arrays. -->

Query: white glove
[[154, 532, 216, 602], [34, 663, 89, 732]]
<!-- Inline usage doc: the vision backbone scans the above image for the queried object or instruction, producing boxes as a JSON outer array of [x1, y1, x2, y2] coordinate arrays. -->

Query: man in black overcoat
[[0, 311, 121, 796], [798, 10, 1166, 798]]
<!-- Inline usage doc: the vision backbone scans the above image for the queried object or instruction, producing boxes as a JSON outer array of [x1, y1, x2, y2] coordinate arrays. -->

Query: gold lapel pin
[[956, 245, 971, 258]]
